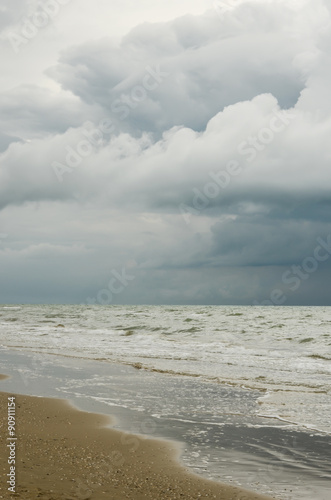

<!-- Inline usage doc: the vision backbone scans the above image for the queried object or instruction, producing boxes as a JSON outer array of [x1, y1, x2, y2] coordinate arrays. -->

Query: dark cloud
[[1, 0, 331, 305], [209, 216, 331, 267], [48, 6, 304, 136]]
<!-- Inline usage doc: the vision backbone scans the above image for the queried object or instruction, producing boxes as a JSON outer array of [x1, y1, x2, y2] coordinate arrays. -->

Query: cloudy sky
[[1, 0, 331, 305]]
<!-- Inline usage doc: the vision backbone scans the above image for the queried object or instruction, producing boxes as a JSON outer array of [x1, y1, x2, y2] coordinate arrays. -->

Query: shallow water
[[0, 348, 330, 500]]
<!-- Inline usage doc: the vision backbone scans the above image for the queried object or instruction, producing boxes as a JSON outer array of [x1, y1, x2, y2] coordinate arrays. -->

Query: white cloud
[[1, 0, 331, 304]]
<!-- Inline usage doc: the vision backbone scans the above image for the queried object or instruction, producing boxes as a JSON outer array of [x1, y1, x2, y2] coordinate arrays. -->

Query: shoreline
[[0, 383, 276, 500]]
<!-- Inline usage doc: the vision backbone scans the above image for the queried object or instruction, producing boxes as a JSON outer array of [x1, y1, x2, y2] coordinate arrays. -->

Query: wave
[[308, 354, 331, 361]]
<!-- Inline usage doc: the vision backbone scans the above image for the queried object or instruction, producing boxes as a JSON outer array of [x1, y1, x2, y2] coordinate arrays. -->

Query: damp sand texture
[[0, 390, 276, 500]]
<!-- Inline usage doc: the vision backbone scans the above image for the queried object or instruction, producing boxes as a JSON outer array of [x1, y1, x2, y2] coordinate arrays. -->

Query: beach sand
[[0, 385, 276, 500]]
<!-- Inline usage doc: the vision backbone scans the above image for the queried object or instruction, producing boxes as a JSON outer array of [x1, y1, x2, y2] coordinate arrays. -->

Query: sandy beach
[[0, 383, 276, 500]]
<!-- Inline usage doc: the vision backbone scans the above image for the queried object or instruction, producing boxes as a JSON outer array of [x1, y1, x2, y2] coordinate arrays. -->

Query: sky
[[1, 0, 331, 305]]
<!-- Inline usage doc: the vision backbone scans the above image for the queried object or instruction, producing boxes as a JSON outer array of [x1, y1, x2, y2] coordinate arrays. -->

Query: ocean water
[[0, 304, 330, 499], [0, 304, 330, 434]]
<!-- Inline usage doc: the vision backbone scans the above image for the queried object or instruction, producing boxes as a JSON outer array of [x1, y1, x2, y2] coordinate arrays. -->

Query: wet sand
[[0, 386, 276, 500]]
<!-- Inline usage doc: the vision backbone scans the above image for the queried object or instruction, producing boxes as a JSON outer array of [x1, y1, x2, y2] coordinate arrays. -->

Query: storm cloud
[[1, 0, 331, 305]]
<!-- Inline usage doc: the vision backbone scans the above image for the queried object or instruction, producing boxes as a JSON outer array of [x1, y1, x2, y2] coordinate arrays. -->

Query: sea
[[0, 304, 330, 499]]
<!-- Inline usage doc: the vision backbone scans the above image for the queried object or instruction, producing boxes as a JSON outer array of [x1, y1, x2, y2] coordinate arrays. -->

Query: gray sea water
[[0, 304, 330, 499]]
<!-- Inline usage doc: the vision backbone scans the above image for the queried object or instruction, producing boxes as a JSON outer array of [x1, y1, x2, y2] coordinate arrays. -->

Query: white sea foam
[[0, 304, 330, 434]]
